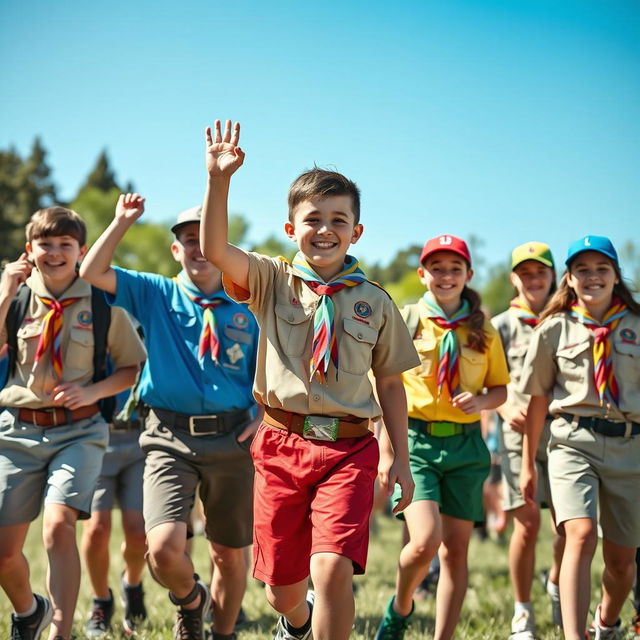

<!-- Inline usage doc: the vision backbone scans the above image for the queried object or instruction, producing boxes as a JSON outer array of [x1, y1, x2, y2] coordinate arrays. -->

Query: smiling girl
[[520, 235, 640, 640], [376, 235, 509, 640]]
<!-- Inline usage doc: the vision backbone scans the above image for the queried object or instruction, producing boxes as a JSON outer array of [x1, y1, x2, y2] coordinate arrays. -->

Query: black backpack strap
[[90, 286, 114, 421], [5, 285, 32, 384]]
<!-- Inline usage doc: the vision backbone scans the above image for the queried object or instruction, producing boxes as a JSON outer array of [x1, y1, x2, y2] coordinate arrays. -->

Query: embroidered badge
[[232, 313, 248, 329], [620, 328, 637, 344], [354, 301, 372, 319], [226, 343, 244, 364], [77, 310, 92, 326]]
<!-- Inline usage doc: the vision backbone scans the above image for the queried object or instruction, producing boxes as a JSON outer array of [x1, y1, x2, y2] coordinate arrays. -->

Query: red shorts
[[250, 422, 379, 586]]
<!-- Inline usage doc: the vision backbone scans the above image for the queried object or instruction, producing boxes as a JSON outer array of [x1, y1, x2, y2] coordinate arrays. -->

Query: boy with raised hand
[[0, 207, 146, 640], [79, 193, 260, 640], [199, 119, 419, 640]]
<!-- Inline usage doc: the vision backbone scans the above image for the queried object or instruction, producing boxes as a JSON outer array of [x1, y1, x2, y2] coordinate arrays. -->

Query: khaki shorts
[[140, 410, 254, 547], [91, 430, 145, 512], [548, 415, 640, 548], [0, 408, 108, 525], [500, 421, 552, 511]]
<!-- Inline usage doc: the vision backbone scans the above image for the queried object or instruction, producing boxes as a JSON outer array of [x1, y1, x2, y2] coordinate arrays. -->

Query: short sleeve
[[519, 324, 557, 397], [483, 325, 511, 387], [222, 252, 278, 311], [107, 307, 147, 368], [107, 267, 165, 324]]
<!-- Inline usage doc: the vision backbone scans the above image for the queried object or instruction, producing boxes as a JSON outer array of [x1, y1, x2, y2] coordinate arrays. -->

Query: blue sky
[[2, 0, 639, 278]]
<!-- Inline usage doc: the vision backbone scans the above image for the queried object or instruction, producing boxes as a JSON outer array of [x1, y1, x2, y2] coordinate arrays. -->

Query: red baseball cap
[[419, 235, 471, 266]]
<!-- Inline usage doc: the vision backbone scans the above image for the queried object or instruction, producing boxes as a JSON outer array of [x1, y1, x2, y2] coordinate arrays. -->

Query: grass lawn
[[1, 510, 636, 639]]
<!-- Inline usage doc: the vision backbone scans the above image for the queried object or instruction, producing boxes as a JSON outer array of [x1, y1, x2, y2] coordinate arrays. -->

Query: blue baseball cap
[[565, 235, 619, 267]]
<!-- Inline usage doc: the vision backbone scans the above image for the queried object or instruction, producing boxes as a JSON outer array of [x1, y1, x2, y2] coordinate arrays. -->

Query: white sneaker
[[545, 578, 562, 627], [593, 604, 623, 640], [273, 591, 314, 640], [509, 608, 536, 640]]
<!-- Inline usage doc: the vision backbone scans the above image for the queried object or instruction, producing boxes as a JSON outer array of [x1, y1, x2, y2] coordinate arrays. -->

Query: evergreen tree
[[81, 150, 120, 193]]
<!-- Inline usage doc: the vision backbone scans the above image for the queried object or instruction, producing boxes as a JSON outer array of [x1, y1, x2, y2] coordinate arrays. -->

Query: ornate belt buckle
[[303, 415, 339, 442]]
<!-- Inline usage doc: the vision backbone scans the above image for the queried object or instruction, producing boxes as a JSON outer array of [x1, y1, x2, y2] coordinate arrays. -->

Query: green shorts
[[393, 420, 490, 522]]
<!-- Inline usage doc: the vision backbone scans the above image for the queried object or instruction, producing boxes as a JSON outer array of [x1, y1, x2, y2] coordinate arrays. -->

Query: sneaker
[[545, 576, 562, 627], [10, 594, 53, 640], [173, 581, 212, 640], [509, 608, 536, 640], [592, 604, 623, 640], [632, 613, 640, 638], [374, 596, 413, 640], [85, 590, 114, 638], [121, 577, 147, 634], [273, 590, 314, 640]]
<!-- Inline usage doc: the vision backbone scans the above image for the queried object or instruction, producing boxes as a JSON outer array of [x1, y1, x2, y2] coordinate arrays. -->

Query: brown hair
[[541, 263, 640, 321], [462, 285, 489, 352], [26, 206, 87, 246], [288, 168, 361, 224]]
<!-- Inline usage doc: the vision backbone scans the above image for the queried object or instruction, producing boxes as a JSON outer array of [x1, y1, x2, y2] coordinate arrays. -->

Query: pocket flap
[[69, 327, 93, 347], [557, 341, 590, 360], [275, 303, 312, 325], [223, 325, 253, 344], [614, 341, 640, 358], [461, 346, 484, 364], [342, 318, 378, 345]]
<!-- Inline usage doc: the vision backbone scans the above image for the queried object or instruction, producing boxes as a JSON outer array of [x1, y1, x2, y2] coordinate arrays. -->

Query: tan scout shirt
[[492, 308, 535, 411], [519, 312, 640, 422], [223, 253, 420, 418], [0, 272, 147, 409]]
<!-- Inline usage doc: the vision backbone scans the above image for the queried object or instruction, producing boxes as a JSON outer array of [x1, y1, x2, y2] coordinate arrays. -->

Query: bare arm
[[375, 373, 414, 514], [79, 193, 145, 294], [452, 385, 507, 415], [519, 394, 549, 502], [0, 253, 33, 337], [200, 120, 250, 291]]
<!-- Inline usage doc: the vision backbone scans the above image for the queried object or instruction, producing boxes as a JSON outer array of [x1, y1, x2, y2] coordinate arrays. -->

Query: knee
[[122, 520, 147, 551], [440, 539, 469, 569], [514, 503, 541, 539], [605, 553, 635, 579], [408, 533, 441, 564], [564, 519, 597, 553], [310, 553, 353, 592], [266, 585, 308, 615], [84, 520, 111, 548], [0, 548, 20, 574], [210, 545, 245, 574], [146, 538, 181, 571], [43, 513, 76, 551]]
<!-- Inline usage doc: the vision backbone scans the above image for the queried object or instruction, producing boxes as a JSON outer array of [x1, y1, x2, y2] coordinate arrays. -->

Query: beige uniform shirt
[[0, 272, 147, 409], [223, 253, 420, 418], [519, 312, 640, 422]]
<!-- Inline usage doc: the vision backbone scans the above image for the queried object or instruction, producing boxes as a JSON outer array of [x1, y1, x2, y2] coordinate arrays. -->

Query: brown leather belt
[[18, 403, 101, 427], [263, 406, 370, 439]]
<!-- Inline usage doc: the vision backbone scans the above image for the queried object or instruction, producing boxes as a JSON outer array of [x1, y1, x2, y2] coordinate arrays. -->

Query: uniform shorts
[[250, 422, 379, 586], [91, 429, 145, 512], [394, 421, 490, 523], [139, 409, 254, 547], [500, 421, 552, 512], [548, 415, 640, 548], [0, 408, 108, 525]]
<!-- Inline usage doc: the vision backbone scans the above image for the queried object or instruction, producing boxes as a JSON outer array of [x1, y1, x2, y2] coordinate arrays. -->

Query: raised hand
[[205, 119, 245, 178], [115, 193, 145, 222], [1, 253, 33, 299]]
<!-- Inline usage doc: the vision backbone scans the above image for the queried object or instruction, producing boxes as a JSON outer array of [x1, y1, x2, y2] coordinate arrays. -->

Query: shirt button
[[313, 394, 320, 401]]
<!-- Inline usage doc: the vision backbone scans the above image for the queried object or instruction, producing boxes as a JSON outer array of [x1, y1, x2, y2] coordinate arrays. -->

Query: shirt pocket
[[409, 335, 437, 378], [459, 346, 487, 391], [16, 321, 43, 366], [556, 340, 591, 382], [274, 303, 312, 357], [613, 341, 640, 384], [65, 327, 94, 373], [339, 318, 378, 375]]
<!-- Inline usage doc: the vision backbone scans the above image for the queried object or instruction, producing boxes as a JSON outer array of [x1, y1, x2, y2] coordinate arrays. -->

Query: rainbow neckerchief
[[420, 292, 471, 400], [509, 297, 540, 327], [290, 252, 367, 383], [33, 295, 82, 379], [174, 271, 224, 364], [570, 298, 628, 407]]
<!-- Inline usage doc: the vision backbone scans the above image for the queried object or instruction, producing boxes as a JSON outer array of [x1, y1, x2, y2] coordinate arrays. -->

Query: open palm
[[115, 193, 145, 221], [205, 119, 245, 177]]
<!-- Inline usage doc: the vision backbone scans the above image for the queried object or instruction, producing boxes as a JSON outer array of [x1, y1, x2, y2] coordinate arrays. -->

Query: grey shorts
[[500, 421, 552, 512], [91, 429, 145, 512], [0, 408, 108, 525], [139, 409, 254, 547], [548, 415, 640, 548]]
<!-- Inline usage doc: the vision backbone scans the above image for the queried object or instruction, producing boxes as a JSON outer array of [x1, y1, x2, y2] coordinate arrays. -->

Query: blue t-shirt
[[107, 267, 258, 415]]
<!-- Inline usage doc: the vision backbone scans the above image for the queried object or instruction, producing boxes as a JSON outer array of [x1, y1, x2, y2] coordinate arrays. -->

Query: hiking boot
[[121, 577, 147, 634], [10, 594, 53, 640], [273, 590, 314, 640], [85, 590, 114, 638], [173, 581, 212, 640], [592, 604, 622, 640], [374, 596, 413, 640], [509, 608, 536, 640]]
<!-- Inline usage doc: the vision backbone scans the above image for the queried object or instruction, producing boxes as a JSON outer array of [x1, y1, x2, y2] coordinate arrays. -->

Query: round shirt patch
[[354, 301, 372, 318], [620, 328, 637, 344], [77, 310, 92, 326], [233, 313, 249, 329]]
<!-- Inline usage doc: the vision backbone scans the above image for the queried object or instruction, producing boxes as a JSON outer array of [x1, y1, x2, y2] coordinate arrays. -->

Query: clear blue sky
[[2, 0, 639, 278]]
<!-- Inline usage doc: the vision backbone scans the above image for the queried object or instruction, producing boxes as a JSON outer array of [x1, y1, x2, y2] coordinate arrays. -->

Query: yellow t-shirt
[[401, 302, 510, 423]]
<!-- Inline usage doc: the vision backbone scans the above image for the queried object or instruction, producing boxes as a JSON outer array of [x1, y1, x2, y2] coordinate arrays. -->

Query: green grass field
[[1, 512, 636, 639]]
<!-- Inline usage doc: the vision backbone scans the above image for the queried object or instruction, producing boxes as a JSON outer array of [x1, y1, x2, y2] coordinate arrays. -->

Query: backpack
[[5, 284, 115, 422]]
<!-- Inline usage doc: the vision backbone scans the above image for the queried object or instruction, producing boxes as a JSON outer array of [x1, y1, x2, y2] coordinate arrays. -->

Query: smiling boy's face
[[171, 222, 218, 282], [26, 235, 86, 291], [285, 195, 363, 281]]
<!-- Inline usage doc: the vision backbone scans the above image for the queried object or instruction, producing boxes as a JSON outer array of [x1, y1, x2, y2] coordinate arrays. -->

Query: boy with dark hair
[[80, 194, 260, 640], [199, 119, 419, 640], [0, 207, 146, 640]]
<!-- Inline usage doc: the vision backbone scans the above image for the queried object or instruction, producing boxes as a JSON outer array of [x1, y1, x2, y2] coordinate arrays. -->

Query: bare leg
[[598, 538, 636, 626], [121, 510, 147, 587], [508, 501, 540, 603], [209, 542, 248, 635], [81, 511, 112, 599], [265, 578, 310, 628], [0, 523, 33, 613]]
